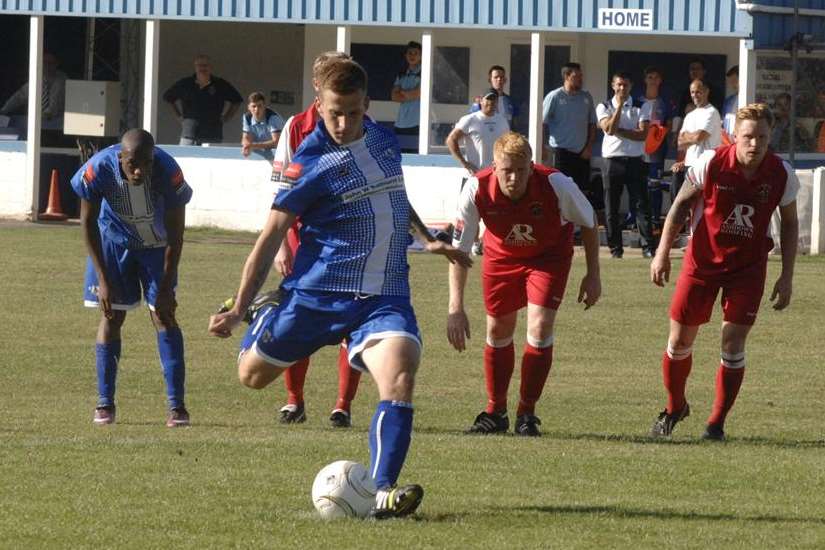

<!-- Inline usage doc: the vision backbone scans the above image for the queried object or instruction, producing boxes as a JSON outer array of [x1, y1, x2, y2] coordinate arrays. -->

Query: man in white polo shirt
[[447, 88, 510, 176], [596, 72, 656, 258], [671, 78, 722, 200]]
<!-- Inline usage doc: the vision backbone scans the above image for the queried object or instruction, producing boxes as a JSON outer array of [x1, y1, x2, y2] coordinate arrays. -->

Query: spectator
[[241, 91, 284, 161], [770, 93, 811, 153], [678, 58, 724, 116], [542, 62, 597, 199], [470, 65, 518, 123], [722, 66, 739, 143], [671, 79, 722, 200], [1, 52, 66, 122], [391, 41, 422, 153], [596, 71, 656, 259], [447, 89, 510, 176], [638, 66, 674, 226], [163, 55, 243, 145]]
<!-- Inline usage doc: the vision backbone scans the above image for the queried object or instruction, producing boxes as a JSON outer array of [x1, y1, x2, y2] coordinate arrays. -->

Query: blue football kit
[[70, 144, 192, 410], [241, 119, 419, 489]]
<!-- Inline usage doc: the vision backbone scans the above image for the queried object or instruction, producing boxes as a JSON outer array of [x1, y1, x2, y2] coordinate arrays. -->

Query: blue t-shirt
[[243, 108, 285, 160], [273, 119, 412, 297], [393, 66, 421, 129], [542, 87, 597, 152], [70, 145, 193, 250]]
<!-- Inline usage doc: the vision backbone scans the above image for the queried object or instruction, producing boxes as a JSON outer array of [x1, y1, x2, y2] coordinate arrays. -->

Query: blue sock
[[95, 341, 121, 407], [157, 327, 185, 409], [369, 400, 414, 489]]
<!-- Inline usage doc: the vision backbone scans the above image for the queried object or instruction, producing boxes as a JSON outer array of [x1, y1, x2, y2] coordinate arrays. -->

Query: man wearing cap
[[447, 88, 510, 176]]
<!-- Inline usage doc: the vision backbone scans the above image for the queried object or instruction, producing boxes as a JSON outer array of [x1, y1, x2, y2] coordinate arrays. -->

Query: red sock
[[662, 351, 692, 414], [335, 346, 361, 412], [517, 344, 553, 416], [707, 365, 745, 427], [484, 343, 514, 414], [283, 357, 309, 405]]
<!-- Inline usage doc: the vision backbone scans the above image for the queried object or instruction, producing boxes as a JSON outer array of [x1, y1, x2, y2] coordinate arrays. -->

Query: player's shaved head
[[121, 128, 155, 154], [119, 129, 155, 184]]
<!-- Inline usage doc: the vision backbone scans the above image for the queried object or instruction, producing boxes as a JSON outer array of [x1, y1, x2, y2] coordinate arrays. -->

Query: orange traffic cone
[[39, 168, 68, 221]]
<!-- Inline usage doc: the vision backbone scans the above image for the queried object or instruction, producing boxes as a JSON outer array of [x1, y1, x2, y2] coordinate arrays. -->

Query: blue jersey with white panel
[[70, 145, 193, 250], [273, 119, 412, 297]]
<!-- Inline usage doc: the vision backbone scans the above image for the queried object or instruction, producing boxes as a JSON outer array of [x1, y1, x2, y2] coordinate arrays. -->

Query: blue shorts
[[83, 240, 175, 311], [241, 289, 421, 372]]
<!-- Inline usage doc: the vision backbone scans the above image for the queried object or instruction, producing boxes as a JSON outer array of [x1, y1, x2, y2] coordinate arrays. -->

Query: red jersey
[[683, 144, 799, 279], [453, 164, 595, 266]]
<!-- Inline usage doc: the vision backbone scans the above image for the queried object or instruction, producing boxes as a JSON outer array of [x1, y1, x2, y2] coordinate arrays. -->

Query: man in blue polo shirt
[[542, 62, 597, 199], [241, 91, 284, 161], [391, 41, 422, 153]]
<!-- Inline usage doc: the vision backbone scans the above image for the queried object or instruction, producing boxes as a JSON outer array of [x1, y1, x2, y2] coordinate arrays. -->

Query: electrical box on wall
[[64, 80, 121, 137]]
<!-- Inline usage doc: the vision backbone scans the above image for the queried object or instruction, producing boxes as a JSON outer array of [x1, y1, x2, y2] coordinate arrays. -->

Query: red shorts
[[482, 258, 572, 317], [669, 267, 767, 326]]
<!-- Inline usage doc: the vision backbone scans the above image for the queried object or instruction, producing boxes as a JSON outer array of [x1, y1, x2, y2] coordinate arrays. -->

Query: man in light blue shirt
[[542, 62, 597, 197], [392, 41, 422, 153], [722, 66, 739, 142], [241, 91, 284, 161]]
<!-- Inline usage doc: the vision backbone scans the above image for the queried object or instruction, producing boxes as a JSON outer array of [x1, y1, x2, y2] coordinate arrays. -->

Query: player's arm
[[408, 205, 473, 268], [771, 200, 799, 311], [446, 127, 476, 175], [155, 205, 186, 326], [578, 215, 601, 309], [446, 182, 480, 351], [79, 197, 115, 319], [651, 173, 703, 286], [208, 206, 296, 338]]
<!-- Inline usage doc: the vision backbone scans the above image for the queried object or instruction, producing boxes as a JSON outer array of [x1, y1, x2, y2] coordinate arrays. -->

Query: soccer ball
[[311, 460, 377, 519]]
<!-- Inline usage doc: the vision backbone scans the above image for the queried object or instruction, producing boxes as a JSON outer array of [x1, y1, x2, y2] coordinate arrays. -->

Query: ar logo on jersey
[[721, 203, 755, 239], [505, 224, 537, 247]]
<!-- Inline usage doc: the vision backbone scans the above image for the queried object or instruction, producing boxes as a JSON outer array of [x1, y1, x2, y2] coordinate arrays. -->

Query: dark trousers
[[602, 156, 656, 253], [551, 147, 591, 196]]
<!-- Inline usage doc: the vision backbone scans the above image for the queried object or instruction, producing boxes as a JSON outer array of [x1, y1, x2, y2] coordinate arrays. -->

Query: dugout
[[0, 1, 823, 252]]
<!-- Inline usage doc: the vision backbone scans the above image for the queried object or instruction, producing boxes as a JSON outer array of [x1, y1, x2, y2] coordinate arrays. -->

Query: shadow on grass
[[545, 431, 825, 449], [511, 504, 825, 525]]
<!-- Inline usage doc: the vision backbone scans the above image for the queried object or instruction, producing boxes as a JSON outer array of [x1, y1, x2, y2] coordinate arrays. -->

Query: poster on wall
[[755, 54, 825, 153]]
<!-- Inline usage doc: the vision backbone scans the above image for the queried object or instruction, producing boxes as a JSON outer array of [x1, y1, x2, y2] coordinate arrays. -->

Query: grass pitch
[[1, 223, 824, 549]]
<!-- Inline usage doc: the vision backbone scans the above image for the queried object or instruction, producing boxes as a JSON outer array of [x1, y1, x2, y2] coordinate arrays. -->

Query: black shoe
[[279, 403, 306, 424], [370, 484, 424, 519], [650, 403, 691, 437], [701, 423, 726, 441], [514, 414, 542, 437], [611, 249, 624, 259], [466, 410, 509, 434], [217, 289, 283, 324], [329, 409, 352, 428]]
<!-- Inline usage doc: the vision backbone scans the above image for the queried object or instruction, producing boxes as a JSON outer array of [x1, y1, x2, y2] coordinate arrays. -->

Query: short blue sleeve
[[70, 157, 105, 202], [242, 113, 251, 133], [267, 113, 285, 134], [156, 149, 192, 208]]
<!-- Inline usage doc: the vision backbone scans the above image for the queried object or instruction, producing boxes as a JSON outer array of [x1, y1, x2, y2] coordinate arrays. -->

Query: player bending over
[[209, 59, 441, 518], [447, 132, 601, 436], [71, 129, 193, 427], [650, 103, 799, 440]]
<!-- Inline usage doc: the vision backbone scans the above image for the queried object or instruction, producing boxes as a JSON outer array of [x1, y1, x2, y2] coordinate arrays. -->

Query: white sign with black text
[[597, 8, 653, 31]]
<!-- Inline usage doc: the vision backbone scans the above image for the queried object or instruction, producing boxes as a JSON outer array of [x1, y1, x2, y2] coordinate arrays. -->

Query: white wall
[[155, 21, 305, 145], [0, 149, 29, 219]]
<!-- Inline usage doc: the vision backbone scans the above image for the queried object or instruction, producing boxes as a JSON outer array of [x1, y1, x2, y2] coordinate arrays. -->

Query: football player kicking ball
[[650, 104, 799, 441], [447, 132, 602, 436], [209, 59, 447, 518], [71, 129, 193, 427]]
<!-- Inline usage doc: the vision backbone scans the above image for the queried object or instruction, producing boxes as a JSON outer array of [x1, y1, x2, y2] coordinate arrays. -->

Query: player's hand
[[274, 245, 294, 277], [447, 309, 471, 351], [97, 280, 115, 320], [770, 274, 793, 310], [208, 310, 242, 338], [424, 240, 473, 268], [671, 161, 686, 173], [650, 251, 671, 287], [577, 273, 601, 310], [241, 145, 251, 157], [154, 286, 177, 327]]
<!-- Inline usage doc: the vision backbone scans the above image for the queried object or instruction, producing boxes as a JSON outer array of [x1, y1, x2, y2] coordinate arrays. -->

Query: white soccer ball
[[311, 460, 377, 519]]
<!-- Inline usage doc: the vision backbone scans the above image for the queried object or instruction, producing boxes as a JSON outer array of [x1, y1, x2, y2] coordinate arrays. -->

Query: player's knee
[[101, 311, 126, 331], [238, 368, 269, 389]]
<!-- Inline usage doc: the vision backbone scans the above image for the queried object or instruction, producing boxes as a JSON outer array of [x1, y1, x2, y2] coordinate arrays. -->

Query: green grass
[[2, 222, 824, 549]]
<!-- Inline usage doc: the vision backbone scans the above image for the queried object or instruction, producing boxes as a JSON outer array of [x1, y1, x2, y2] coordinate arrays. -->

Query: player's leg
[[280, 357, 309, 424], [703, 322, 751, 441], [331, 343, 361, 428], [651, 273, 717, 437], [348, 297, 423, 518], [84, 244, 141, 425]]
